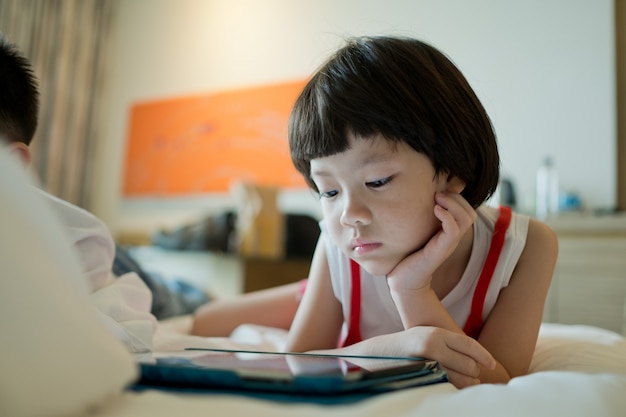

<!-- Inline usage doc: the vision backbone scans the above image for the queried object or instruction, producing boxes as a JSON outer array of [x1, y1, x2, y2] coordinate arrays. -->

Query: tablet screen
[[187, 350, 435, 382], [137, 349, 445, 397]]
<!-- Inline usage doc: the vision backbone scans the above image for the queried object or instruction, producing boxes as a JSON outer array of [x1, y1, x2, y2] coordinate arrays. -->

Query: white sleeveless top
[[322, 205, 530, 340]]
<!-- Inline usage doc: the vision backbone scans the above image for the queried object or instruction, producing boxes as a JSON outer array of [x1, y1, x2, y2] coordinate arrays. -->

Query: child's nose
[[340, 196, 372, 227]]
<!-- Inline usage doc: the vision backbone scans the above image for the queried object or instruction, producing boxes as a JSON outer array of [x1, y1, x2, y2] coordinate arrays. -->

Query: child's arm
[[284, 235, 345, 352], [191, 282, 302, 337], [330, 325, 496, 387], [386, 193, 557, 384], [385, 192, 477, 331], [474, 219, 557, 383]]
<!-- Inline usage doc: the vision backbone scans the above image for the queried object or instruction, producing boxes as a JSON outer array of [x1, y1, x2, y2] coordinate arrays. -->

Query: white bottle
[[536, 156, 559, 220]]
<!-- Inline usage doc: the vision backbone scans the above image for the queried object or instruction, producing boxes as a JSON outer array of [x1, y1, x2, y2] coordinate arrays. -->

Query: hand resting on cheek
[[386, 192, 476, 293]]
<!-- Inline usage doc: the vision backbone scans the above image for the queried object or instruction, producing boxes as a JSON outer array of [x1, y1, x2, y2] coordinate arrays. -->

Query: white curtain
[[0, 0, 115, 210]]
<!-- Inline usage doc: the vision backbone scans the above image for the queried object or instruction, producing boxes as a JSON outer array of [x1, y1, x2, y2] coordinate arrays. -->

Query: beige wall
[[95, 0, 615, 235]]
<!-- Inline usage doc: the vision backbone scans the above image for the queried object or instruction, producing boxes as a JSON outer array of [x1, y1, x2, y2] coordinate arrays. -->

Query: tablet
[[135, 348, 447, 398]]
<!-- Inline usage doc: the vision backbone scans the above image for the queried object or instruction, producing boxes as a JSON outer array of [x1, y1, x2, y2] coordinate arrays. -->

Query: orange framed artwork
[[123, 80, 308, 196]]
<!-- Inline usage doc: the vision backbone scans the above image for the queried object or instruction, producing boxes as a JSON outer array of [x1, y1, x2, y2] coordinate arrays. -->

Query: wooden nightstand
[[241, 257, 311, 293]]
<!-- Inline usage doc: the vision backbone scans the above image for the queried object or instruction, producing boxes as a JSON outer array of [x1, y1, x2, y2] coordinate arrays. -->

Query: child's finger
[[441, 368, 481, 389], [446, 332, 496, 371]]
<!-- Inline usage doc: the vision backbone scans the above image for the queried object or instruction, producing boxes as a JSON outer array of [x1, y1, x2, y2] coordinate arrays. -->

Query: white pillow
[[530, 323, 626, 375], [0, 150, 137, 417]]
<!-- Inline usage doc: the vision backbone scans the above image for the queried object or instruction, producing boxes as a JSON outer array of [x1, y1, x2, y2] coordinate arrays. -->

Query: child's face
[[310, 133, 451, 276]]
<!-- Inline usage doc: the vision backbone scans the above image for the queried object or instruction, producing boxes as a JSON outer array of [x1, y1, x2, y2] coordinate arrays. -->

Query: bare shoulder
[[514, 218, 558, 285], [523, 218, 559, 261]]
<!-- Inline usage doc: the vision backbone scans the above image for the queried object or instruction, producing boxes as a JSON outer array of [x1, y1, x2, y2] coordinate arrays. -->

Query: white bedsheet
[[90, 319, 626, 417], [92, 371, 626, 417]]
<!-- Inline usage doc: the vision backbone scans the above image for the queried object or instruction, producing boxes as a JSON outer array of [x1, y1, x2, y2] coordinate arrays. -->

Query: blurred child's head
[[0, 33, 39, 164], [289, 36, 499, 208]]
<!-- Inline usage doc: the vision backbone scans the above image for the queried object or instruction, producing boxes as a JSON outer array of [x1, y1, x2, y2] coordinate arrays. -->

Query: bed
[[6, 256, 626, 417], [70, 320, 626, 417], [2, 147, 626, 417], [121, 319, 626, 416]]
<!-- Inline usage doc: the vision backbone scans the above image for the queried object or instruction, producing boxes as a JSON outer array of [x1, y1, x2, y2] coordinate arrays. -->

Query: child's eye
[[319, 190, 338, 199], [366, 176, 393, 188]]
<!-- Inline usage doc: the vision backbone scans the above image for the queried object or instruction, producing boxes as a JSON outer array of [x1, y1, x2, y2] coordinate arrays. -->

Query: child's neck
[[431, 226, 474, 300]]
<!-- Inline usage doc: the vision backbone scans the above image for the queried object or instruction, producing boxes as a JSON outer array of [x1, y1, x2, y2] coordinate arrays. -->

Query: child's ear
[[445, 174, 465, 194], [6, 142, 31, 166]]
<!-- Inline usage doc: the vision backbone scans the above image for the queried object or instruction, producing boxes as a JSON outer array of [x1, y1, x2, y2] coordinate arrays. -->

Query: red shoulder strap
[[341, 259, 363, 347], [463, 206, 512, 339]]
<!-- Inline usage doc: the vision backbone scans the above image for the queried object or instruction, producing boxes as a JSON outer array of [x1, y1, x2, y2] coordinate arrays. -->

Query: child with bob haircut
[[285, 36, 558, 388]]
